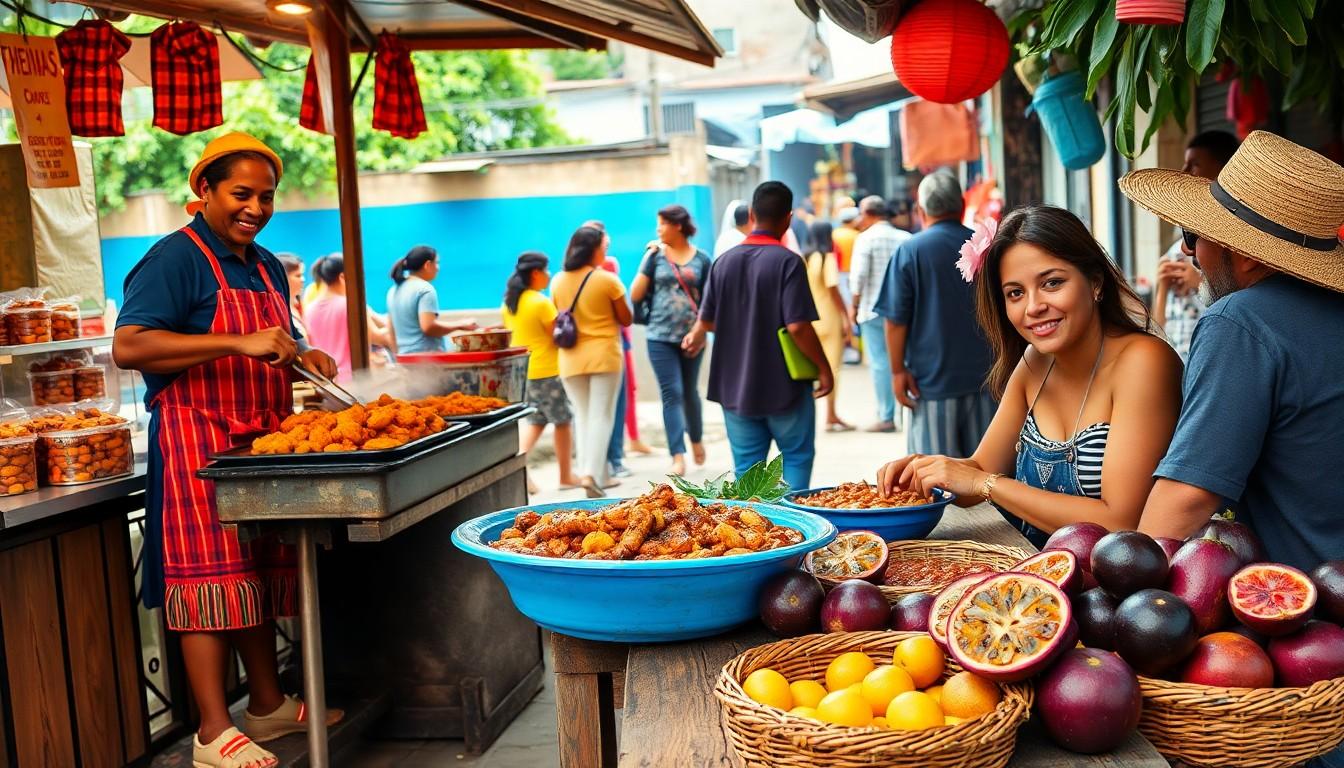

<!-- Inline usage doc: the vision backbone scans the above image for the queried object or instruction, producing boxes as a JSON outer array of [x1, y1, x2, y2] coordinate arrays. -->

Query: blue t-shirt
[[873, 220, 993, 399], [1155, 274, 1344, 571], [387, 276, 445, 354], [117, 212, 299, 405], [700, 234, 818, 417]]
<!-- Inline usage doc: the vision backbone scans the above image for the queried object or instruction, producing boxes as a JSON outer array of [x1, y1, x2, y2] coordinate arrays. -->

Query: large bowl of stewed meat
[[781, 482, 956, 540], [453, 485, 836, 642]]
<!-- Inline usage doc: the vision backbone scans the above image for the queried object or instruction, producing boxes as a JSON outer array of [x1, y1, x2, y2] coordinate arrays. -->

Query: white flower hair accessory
[[957, 218, 998, 283]]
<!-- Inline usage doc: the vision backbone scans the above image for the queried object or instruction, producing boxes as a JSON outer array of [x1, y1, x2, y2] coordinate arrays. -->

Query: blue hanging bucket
[[1027, 71, 1106, 170]]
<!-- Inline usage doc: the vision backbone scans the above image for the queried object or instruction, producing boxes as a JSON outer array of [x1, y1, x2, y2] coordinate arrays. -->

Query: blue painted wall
[[101, 184, 715, 312]]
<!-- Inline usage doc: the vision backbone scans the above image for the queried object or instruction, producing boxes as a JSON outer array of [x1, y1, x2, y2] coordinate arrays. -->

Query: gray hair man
[[849, 194, 911, 432], [872, 172, 996, 457]]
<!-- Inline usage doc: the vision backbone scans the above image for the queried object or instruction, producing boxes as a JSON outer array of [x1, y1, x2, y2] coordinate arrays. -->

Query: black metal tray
[[437, 402, 529, 425], [205, 420, 472, 468]]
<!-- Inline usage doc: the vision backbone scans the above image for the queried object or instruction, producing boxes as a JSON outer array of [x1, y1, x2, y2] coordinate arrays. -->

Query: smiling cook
[[113, 132, 341, 768]]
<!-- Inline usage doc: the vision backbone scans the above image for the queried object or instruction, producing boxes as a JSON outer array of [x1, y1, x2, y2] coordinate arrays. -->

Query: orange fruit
[[790, 680, 827, 709], [944, 715, 965, 726], [743, 669, 793, 710], [885, 690, 944, 731], [816, 688, 873, 727], [940, 671, 1002, 719], [826, 651, 876, 692], [872, 716, 889, 729], [893, 635, 945, 688], [924, 685, 944, 705], [789, 706, 819, 720], [860, 665, 915, 716]]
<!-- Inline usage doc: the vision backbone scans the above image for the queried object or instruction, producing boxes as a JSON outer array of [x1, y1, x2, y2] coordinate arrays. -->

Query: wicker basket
[[715, 631, 1033, 768], [1137, 674, 1344, 767], [821, 539, 1030, 602]]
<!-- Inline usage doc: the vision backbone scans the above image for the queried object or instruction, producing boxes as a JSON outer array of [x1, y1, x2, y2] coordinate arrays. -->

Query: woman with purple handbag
[[550, 225, 633, 498]]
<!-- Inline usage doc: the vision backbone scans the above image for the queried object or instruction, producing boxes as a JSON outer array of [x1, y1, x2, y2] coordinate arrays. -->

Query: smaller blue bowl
[[452, 499, 837, 643], [781, 488, 956, 541]]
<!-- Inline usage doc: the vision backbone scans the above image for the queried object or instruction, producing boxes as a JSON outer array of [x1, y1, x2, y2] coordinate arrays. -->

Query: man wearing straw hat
[[1122, 131, 1344, 579]]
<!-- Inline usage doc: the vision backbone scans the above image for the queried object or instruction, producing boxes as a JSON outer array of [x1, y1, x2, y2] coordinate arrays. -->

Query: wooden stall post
[[308, 0, 371, 371]]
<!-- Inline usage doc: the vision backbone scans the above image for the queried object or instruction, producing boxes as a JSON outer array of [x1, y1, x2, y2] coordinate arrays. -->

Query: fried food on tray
[[414, 392, 509, 417], [28, 407, 127, 433], [490, 484, 805, 560], [250, 394, 447, 455], [794, 481, 933, 509]]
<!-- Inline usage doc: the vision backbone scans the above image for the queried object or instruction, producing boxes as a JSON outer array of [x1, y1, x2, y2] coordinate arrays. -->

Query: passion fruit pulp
[[946, 572, 1072, 683], [1229, 563, 1317, 637], [1012, 550, 1082, 595], [804, 530, 889, 584], [927, 574, 991, 651]]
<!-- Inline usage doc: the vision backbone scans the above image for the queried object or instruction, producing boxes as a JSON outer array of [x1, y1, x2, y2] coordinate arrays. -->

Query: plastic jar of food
[[5, 301, 52, 345], [29, 370, 76, 405], [49, 302, 81, 341], [0, 433, 38, 496], [74, 367, 106, 400], [40, 421, 133, 485]]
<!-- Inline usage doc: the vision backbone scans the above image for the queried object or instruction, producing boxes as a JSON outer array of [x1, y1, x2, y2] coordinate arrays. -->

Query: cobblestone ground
[[348, 363, 910, 766]]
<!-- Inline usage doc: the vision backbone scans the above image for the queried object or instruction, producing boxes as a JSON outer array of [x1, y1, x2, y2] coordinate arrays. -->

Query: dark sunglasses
[[1180, 229, 1202, 270]]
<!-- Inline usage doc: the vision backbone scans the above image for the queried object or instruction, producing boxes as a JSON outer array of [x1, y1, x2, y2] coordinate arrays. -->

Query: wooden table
[[551, 503, 1170, 768]]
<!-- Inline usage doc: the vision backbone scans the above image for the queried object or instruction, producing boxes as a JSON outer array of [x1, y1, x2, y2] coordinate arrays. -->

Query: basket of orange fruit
[[714, 631, 1032, 768]]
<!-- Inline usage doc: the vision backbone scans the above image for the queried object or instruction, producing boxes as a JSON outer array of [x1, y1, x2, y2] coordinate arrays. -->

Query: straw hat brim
[[1120, 168, 1344, 293]]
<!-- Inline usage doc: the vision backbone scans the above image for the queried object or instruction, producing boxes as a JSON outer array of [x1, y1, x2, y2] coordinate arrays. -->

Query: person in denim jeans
[[683, 182, 832, 490], [630, 205, 712, 477], [849, 195, 910, 433]]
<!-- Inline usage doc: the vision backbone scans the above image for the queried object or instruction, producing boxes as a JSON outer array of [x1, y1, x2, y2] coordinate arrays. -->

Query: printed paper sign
[[0, 33, 79, 188]]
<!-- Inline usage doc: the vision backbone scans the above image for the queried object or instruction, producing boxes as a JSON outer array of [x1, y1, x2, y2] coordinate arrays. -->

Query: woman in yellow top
[[805, 221, 854, 431], [502, 251, 581, 492], [550, 226, 633, 497]]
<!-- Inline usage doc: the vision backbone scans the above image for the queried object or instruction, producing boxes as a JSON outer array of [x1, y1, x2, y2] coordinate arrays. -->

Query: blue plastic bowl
[[781, 488, 956, 541], [452, 499, 837, 643]]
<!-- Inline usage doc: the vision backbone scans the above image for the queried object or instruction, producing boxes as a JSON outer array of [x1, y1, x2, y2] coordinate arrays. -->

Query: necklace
[[1017, 335, 1106, 464]]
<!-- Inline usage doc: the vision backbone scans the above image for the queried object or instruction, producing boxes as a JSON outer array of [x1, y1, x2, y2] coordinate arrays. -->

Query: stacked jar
[[5, 298, 51, 345], [30, 408, 132, 485], [0, 422, 37, 496], [49, 300, 81, 341], [28, 354, 85, 406]]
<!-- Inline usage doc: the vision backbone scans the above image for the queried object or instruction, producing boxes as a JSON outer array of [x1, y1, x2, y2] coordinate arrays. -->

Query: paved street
[[348, 362, 914, 766]]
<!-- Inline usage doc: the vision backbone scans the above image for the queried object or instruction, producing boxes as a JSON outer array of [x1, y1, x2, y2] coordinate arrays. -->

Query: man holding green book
[[682, 181, 832, 490]]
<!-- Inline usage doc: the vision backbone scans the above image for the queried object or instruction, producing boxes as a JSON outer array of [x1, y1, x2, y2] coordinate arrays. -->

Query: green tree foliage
[[1, 12, 571, 212], [538, 48, 623, 80]]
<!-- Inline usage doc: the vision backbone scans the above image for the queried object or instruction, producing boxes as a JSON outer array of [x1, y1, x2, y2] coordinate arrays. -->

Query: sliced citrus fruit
[[946, 572, 1072, 682], [1013, 550, 1081, 595], [804, 530, 890, 583], [928, 574, 990, 650], [1229, 563, 1317, 636]]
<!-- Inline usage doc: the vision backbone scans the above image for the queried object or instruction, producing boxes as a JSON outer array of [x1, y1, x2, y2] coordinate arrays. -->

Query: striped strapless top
[[1020, 414, 1110, 498]]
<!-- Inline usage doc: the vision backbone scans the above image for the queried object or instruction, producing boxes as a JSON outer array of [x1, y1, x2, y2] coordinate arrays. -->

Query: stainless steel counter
[[0, 464, 146, 530]]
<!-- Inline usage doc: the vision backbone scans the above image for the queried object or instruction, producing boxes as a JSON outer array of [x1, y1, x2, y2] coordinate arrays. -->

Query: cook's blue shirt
[[116, 212, 299, 405]]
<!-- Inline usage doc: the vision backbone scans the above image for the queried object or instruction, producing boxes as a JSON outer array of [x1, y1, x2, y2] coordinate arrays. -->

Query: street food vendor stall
[[0, 1, 722, 766]]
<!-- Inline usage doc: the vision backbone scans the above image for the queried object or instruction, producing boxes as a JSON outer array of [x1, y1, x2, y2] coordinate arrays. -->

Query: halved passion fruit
[[804, 530, 889, 584], [947, 573, 1073, 682], [1229, 563, 1317, 637], [1012, 550, 1082, 596], [927, 574, 991, 651]]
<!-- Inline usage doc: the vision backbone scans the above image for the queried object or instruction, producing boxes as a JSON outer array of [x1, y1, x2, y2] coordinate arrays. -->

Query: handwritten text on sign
[[0, 33, 78, 189]]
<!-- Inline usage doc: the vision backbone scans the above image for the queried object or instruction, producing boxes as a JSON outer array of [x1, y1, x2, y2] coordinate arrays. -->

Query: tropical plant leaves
[[664, 456, 789, 502], [1086, 0, 1122, 99], [1185, 0, 1226, 71]]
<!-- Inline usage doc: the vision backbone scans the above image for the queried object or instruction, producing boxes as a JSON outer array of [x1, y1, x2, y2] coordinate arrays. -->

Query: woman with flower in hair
[[877, 205, 1183, 547]]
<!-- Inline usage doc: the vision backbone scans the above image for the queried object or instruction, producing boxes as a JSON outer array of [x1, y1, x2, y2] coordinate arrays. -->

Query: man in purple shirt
[[683, 181, 833, 489]]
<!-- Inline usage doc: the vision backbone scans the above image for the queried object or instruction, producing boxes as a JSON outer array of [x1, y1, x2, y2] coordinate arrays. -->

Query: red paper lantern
[[1116, 0, 1185, 25], [890, 0, 1010, 104]]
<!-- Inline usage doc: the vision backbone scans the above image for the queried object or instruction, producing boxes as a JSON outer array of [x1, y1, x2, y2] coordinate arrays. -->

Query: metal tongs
[[292, 362, 363, 409]]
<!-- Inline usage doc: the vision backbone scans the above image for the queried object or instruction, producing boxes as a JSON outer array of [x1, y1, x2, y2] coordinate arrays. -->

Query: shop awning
[[760, 102, 907, 152], [803, 72, 912, 121], [90, 0, 722, 64]]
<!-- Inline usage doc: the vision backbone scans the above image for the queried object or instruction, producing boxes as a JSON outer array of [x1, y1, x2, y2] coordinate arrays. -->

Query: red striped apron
[[158, 226, 296, 631]]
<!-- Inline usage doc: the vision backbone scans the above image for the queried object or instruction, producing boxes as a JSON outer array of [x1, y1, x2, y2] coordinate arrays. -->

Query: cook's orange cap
[[185, 131, 283, 215]]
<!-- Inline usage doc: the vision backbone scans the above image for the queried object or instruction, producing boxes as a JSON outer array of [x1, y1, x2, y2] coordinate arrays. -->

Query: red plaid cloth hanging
[[372, 33, 426, 139], [56, 19, 132, 137], [299, 54, 326, 134], [151, 21, 223, 135]]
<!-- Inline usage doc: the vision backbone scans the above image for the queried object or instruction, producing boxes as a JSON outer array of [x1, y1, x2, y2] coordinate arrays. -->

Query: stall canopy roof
[[92, 0, 721, 65], [803, 72, 912, 121]]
